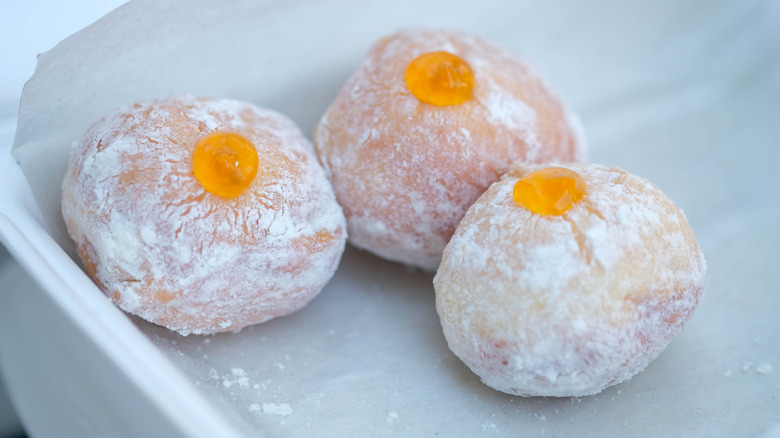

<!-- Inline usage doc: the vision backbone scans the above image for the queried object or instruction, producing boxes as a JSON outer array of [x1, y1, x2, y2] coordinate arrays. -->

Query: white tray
[[1, 0, 779, 437]]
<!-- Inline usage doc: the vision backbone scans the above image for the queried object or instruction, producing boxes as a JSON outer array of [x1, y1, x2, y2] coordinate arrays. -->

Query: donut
[[314, 29, 585, 270], [434, 163, 706, 396], [62, 96, 347, 335]]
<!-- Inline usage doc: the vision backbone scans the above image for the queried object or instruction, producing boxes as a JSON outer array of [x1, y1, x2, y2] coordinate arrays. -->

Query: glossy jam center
[[405, 51, 474, 106], [513, 167, 587, 216], [193, 132, 258, 198]]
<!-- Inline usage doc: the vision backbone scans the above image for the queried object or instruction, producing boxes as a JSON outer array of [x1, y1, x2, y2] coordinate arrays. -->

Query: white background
[[0, 2, 128, 436]]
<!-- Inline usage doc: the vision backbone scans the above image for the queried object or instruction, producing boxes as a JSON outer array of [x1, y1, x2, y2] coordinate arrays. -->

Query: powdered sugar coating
[[62, 96, 347, 335], [434, 163, 706, 396], [314, 29, 585, 270]]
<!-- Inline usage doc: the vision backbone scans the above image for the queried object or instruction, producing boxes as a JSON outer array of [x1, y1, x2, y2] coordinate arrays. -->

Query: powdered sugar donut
[[62, 96, 347, 335], [314, 29, 585, 270], [434, 162, 706, 396]]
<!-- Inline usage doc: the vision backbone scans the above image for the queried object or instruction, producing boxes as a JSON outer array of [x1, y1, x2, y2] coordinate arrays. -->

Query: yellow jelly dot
[[405, 51, 474, 106], [193, 132, 258, 198], [513, 167, 587, 216]]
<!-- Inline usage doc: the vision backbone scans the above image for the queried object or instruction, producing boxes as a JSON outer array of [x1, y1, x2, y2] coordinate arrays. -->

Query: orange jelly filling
[[513, 167, 587, 216], [193, 132, 258, 198], [405, 51, 474, 106]]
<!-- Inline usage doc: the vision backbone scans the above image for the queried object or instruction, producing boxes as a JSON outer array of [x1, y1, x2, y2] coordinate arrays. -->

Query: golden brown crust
[[315, 29, 585, 269]]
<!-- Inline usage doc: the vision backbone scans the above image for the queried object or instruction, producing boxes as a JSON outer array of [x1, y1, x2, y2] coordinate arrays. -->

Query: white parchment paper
[[11, 0, 780, 436]]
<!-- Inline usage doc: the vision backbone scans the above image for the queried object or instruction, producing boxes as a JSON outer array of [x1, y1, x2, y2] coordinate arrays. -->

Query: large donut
[[434, 162, 706, 396], [315, 29, 585, 270], [62, 96, 347, 335]]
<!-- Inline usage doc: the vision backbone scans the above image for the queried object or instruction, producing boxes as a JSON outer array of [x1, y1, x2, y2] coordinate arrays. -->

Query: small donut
[[62, 96, 347, 335], [315, 29, 585, 270], [434, 163, 706, 396]]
